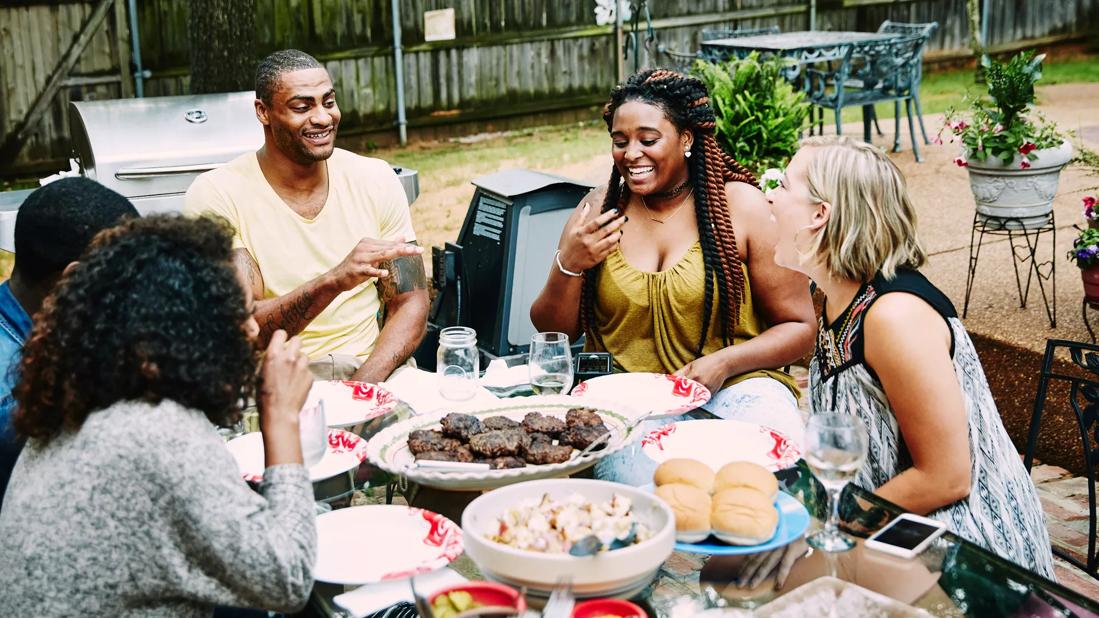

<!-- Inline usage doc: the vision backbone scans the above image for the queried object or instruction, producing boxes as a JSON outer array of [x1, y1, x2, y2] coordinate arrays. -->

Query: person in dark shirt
[[0, 178, 137, 506]]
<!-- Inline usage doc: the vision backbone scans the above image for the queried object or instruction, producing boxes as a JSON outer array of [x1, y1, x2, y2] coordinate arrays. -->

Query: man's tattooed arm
[[235, 248, 342, 345], [376, 248, 429, 304], [352, 246, 430, 383]]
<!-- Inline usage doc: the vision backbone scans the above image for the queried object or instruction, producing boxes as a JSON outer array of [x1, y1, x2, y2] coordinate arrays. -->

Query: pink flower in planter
[[992, 123, 1004, 134], [953, 156, 968, 167], [949, 120, 968, 134], [1019, 142, 1037, 155], [931, 134, 943, 145], [1020, 160, 1032, 169], [1084, 196, 1097, 209]]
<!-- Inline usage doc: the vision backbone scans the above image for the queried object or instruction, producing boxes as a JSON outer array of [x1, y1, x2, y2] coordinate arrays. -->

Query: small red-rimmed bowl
[[429, 581, 527, 614], [571, 598, 647, 618]]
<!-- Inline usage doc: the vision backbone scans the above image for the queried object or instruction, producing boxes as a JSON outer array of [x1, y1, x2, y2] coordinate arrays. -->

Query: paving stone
[[1040, 493, 1091, 523], [1052, 555, 1099, 602], [1043, 476, 1091, 499], [1031, 464, 1073, 485]]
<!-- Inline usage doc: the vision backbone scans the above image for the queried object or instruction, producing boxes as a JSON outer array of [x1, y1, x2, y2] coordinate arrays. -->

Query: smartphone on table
[[865, 512, 948, 559]]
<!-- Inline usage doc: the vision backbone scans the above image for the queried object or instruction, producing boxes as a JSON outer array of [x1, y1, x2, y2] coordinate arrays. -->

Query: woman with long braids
[[531, 69, 814, 484]]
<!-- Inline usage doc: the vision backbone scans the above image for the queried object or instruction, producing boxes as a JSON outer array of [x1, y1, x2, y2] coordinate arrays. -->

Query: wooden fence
[[3, 0, 1098, 173]]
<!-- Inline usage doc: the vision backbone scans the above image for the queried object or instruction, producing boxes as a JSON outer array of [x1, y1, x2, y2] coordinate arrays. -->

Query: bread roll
[[714, 461, 778, 500], [654, 483, 712, 543], [710, 487, 778, 545], [654, 458, 716, 493]]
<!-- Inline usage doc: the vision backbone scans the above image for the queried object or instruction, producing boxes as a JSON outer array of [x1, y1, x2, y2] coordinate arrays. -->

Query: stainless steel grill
[[70, 91, 263, 215], [68, 91, 419, 214], [0, 91, 419, 252]]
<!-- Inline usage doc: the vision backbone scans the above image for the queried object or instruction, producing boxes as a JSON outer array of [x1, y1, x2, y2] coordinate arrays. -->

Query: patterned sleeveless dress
[[809, 269, 1055, 579]]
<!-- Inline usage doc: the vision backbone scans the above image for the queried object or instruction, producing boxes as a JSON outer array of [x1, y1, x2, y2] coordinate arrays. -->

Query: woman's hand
[[675, 353, 730, 395], [557, 203, 626, 273], [258, 330, 313, 466], [736, 538, 809, 589]]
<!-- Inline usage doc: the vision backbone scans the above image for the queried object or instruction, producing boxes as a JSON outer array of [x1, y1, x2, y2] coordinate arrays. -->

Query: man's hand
[[330, 237, 424, 292]]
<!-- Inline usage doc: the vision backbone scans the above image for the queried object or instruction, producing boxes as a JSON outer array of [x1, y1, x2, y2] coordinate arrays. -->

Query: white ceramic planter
[[966, 140, 1073, 229]]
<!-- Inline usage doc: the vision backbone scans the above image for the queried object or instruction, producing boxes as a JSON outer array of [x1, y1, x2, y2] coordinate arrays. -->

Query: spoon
[[568, 522, 638, 557]]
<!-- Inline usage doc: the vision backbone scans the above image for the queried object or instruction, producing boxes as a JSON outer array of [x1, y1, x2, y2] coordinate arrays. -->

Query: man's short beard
[[273, 124, 335, 164]]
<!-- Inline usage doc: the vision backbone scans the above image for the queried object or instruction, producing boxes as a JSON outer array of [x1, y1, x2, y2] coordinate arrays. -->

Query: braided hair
[[582, 69, 757, 355]]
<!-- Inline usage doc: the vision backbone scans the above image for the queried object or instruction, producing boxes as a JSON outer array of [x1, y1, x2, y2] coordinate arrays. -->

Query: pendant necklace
[[640, 186, 694, 224]]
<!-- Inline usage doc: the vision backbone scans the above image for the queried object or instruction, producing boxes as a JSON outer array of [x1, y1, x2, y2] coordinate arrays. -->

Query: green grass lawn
[[374, 55, 1099, 181], [838, 55, 1099, 126]]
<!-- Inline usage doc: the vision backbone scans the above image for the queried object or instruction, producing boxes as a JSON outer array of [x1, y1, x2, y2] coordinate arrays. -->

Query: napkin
[[332, 568, 468, 618], [380, 367, 500, 415], [480, 359, 532, 389]]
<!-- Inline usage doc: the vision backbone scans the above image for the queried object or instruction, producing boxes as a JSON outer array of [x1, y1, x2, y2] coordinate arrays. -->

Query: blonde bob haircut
[[800, 135, 926, 281]]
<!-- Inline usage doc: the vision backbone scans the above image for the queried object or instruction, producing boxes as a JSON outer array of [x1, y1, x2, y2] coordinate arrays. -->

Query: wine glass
[[528, 332, 574, 395], [804, 412, 868, 552]]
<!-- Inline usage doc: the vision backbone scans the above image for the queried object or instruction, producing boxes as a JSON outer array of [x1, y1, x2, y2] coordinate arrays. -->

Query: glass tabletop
[[701, 30, 897, 54], [306, 409, 1099, 618]]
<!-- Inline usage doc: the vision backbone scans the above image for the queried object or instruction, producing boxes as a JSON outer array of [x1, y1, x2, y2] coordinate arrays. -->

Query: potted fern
[[691, 52, 810, 177], [941, 52, 1071, 229]]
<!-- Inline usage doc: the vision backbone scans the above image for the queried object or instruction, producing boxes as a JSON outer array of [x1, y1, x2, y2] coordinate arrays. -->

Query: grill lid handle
[[114, 162, 225, 179]]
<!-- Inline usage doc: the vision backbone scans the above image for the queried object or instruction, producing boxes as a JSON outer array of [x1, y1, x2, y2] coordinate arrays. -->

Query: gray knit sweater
[[0, 399, 316, 617]]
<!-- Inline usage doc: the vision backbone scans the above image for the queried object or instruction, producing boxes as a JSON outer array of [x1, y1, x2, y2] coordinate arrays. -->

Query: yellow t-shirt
[[183, 148, 416, 362]]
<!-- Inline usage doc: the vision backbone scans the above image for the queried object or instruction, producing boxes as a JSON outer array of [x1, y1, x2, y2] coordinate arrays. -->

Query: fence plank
[[3, 0, 1099, 170]]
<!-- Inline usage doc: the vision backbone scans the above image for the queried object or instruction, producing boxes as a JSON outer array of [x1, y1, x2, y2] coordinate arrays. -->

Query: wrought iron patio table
[[700, 31, 902, 144], [304, 408, 1098, 617]]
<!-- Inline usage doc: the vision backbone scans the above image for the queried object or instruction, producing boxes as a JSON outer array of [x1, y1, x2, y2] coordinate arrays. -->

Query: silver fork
[[541, 576, 574, 618]]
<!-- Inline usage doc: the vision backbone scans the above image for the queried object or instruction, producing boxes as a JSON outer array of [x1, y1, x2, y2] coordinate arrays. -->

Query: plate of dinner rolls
[[649, 458, 810, 555]]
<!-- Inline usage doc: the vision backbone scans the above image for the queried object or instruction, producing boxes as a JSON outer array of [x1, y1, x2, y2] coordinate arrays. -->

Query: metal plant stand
[[963, 212, 1056, 328], [1083, 300, 1099, 343]]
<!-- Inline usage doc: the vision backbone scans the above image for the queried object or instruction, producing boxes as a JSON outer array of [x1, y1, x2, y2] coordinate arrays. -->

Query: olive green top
[[587, 241, 799, 397]]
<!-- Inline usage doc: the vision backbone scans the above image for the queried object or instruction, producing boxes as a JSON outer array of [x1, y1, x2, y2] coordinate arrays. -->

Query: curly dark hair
[[583, 69, 757, 354], [13, 215, 258, 441]]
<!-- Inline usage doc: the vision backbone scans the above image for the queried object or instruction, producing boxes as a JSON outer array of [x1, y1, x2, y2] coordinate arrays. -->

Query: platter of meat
[[366, 396, 638, 491]]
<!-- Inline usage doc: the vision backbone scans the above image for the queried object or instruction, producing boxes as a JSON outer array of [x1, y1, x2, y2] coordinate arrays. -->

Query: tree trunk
[[187, 0, 256, 94]]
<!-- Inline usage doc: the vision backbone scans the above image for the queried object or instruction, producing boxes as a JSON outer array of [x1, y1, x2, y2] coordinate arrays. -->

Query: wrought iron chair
[[862, 20, 939, 144], [1024, 338, 1099, 579], [804, 35, 926, 161]]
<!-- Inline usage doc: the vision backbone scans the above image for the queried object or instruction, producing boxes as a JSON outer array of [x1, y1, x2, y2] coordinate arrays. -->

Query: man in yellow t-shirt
[[184, 49, 428, 383]]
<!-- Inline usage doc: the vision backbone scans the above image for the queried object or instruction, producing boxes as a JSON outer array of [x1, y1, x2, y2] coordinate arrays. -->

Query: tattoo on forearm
[[235, 249, 262, 291], [377, 253, 428, 303], [258, 289, 317, 339]]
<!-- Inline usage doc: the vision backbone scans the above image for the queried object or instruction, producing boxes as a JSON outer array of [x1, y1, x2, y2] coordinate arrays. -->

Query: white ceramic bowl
[[461, 478, 676, 599]]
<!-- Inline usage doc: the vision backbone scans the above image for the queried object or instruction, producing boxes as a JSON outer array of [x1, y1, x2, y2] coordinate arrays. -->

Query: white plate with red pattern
[[314, 505, 463, 584], [570, 372, 711, 419], [308, 380, 400, 428], [640, 419, 801, 471], [226, 428, 368, 483]]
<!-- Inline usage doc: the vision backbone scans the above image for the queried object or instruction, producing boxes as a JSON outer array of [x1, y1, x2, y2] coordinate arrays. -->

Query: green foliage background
[[691, 53, 811, 176]]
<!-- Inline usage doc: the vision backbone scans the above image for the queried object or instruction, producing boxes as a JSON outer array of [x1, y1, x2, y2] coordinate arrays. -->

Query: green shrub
[[691, 53, 810, 176]]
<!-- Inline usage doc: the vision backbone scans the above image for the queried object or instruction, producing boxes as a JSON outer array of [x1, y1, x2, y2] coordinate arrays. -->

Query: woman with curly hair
[[0, 215, 317, 615], [531, 69, 815, 484]]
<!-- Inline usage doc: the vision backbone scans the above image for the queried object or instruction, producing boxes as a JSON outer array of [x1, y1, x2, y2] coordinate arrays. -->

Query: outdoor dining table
[[303, 406, 1099, 618], [700, 30, 902, 144]]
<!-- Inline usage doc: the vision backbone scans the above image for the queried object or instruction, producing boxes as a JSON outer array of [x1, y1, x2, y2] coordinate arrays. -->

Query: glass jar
[[436, 326, 480, 401]]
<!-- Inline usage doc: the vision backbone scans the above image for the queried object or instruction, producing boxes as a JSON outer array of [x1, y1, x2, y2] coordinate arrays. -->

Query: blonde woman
[[767, 136, 1054, 578]]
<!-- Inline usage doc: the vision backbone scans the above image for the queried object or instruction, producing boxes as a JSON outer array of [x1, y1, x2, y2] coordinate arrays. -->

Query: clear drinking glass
[[299, 399, 327, 468], [804, 412, 869, 552], [437, 326, 480, 401], [528, 332, 574, 395]]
